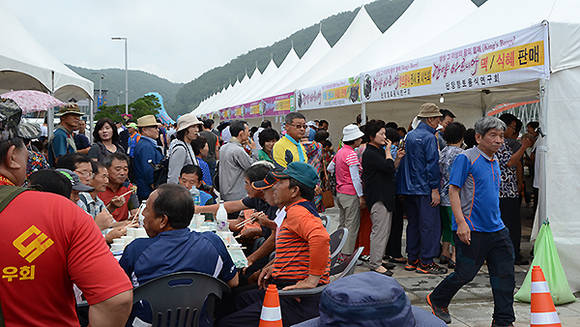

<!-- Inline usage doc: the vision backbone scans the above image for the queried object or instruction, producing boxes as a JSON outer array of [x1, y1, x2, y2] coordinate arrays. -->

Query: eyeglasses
[[288, 124, 307, 129], [74, 170, 93, 178]]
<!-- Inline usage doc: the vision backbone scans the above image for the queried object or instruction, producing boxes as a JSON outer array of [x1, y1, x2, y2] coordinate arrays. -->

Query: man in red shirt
[[99, 152, 139, 221], [0, 101, 133, 326]]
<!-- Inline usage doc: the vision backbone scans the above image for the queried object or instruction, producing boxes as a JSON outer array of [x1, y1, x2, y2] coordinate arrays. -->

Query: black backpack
[[151, 142, 192, 188], [213, 161, 220, 192]]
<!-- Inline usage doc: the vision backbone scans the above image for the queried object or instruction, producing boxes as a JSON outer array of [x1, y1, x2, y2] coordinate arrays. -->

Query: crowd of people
[[0, 94, 541, 326]]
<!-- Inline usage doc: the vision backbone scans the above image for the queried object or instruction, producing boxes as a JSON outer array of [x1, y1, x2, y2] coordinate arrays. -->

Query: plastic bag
[[514, 222, 576, 305]]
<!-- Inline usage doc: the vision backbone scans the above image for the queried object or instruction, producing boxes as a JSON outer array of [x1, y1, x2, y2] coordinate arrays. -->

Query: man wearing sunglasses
[[272, 112, 308, 169]]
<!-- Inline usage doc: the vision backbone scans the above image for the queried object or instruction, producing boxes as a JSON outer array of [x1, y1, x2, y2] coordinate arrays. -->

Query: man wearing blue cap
[[218, 162, 330, 327], [294, 272, 446, 327]]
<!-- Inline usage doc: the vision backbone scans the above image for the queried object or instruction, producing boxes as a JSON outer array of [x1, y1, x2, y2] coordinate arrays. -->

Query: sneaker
[[335, 253, 347, 265], [426, 292, 451, 324], [360, 255, 370, 262], [416, 262, 448, 275], [404, 259, 420, 271]]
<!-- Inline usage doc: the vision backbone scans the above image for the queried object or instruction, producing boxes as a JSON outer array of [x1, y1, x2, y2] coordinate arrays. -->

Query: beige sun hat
[[176, 112, 203, 132], [416, 103, 442, 118], [136, 115, 159, 127]]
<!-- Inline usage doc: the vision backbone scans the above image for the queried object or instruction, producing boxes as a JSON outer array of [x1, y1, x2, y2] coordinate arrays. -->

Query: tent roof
[[392, 0, 580, 72], [322, 0, 477, 82], [0, 5, 94, 101], [193, 31, 330, 116], [266, 31, 331, 97], [231, 60, 277, 105], [240, 49, 300, 104], [285, 6, 383, 89]]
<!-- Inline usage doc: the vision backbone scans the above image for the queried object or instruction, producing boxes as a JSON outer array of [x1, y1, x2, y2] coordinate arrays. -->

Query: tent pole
[[480, 91, 487, 117], [539, 78, 548, 223], [89, 98, 94, 143], [361, 102, 366, 125], [47, 71, 55, 139]]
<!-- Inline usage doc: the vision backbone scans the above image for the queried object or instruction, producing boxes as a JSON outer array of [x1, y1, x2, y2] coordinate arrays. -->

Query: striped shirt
[[272, 200, 330, 284], [333, 144, 361, 195]]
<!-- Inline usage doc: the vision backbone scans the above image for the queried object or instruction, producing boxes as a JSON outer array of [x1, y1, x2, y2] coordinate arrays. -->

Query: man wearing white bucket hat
[[328, 124, 365, 261]]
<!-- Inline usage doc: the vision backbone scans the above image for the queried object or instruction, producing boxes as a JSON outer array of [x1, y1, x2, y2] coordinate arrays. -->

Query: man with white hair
[[427, 116, 515, 327]]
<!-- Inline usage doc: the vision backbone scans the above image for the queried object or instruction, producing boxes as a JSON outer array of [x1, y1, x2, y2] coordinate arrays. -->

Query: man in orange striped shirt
[[218, 162, 330, 327]]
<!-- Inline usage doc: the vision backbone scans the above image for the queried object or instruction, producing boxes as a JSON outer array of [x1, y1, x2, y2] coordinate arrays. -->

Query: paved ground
[[323, 206, 580, 326]]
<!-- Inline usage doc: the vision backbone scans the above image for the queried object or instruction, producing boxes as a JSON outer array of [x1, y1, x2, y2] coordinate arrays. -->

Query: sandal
[[448, 259, 456, 269], [389, 256, 407, 264], [373, 267, 393, 276], [439, 255, 450, 265]]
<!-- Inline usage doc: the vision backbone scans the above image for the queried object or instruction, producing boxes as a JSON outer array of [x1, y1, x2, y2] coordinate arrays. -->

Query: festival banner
[[362, 24, 549, 103], [242, 100, 262, 119], [297, 76, 361, 111], [262, 92, 295, 117]]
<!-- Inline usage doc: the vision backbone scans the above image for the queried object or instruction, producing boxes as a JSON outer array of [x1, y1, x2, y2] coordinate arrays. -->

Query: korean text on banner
[[362, 24, 549, 103], [262, 92, 295, 117], [297, 76, 361, 110], [243, 100, 262, 119]]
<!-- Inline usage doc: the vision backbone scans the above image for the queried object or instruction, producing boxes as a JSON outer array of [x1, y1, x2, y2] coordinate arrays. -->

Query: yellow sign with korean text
[[399, 67, 432, 89], [478, 41, 544, 75], [275, 98, 291, 112], [250, 104, 260, 115]]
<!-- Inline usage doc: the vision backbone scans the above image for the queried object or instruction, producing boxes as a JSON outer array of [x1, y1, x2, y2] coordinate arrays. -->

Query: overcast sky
[[2, 0, 374, 83]]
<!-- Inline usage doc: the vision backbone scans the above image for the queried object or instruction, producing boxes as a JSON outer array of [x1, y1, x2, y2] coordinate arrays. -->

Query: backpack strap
[[0, 185, 27, 213], [170, 141, 196, 165]]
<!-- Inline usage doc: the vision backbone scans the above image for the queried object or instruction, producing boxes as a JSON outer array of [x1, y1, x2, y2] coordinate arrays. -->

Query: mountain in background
[[66, 65, 182, 115], [70, 0, 487, 118], [174, 0, 414, 116]]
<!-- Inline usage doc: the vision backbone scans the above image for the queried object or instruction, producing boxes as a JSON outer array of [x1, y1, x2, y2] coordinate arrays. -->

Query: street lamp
[[117, 91, 124, 106], [91, 73, 105, 107], [90, 73, 105, 143], [111, 37, 128, 115]]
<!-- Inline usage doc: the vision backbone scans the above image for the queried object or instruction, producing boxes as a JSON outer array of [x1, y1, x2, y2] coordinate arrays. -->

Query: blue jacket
[[396, 122, 440, 195], [133, 136, 163, 200]]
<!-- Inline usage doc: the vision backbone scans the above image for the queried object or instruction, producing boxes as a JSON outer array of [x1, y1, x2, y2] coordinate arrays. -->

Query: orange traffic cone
[[531, 265, 561, 327], [259, 284, 283, 327]]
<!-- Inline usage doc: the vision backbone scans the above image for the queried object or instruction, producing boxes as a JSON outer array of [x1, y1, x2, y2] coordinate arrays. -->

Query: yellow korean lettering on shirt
[[2, 266, 18, 282], [12, 225, 54, 263]]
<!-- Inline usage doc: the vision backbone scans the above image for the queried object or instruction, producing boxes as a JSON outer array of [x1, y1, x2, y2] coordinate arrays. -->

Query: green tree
[[94, 95, 160, 122]]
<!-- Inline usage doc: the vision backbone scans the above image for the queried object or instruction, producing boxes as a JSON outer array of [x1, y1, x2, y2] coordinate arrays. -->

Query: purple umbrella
[[1, 90, 65, 114]]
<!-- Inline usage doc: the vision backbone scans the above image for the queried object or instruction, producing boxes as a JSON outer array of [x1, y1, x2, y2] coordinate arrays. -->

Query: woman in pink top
[[327, 124, 364, 259]]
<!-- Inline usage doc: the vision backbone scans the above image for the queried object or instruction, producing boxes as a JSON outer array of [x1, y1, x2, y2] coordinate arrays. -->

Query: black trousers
[[386, 195, 405, 258], [217, 287, 320, 327], [430, 228, 515, 325], [499, 197, 522, 259]]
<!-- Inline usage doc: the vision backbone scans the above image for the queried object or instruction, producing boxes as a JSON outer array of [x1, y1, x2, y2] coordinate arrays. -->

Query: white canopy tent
[[193, 31, 331, 117], [206, 74, 251, 115], [321, 0, 477, 83], [0, 5, 94, 101], [230, 61, 275, 105], [294, 0, 580, 292], [263, 31, 331, 98], [284, 6, 382, 90], [239, 48, 300, 104]]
